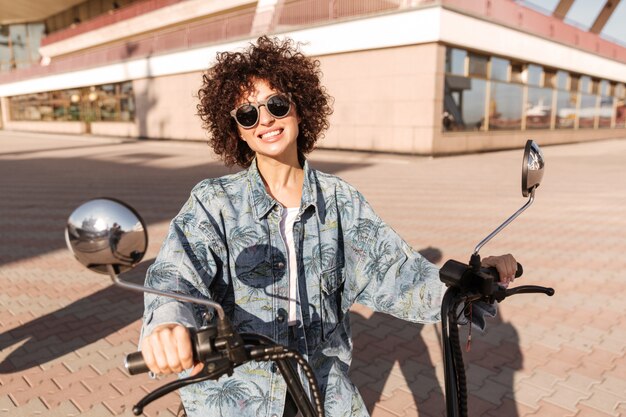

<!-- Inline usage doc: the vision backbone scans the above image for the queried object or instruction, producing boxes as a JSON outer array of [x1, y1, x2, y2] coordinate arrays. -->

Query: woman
[[140, 36, 518, 417]]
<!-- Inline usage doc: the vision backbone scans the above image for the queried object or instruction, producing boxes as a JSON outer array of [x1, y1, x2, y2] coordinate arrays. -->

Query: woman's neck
[[256, 154, 304, 208]]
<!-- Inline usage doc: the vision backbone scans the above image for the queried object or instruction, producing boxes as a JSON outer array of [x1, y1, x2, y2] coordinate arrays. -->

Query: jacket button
[[277, 262, 285, 269], [276, 308, 287, 323]]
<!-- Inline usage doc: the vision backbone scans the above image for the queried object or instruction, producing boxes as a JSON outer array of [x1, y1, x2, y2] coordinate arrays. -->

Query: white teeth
[[261, 129, 281, 139]]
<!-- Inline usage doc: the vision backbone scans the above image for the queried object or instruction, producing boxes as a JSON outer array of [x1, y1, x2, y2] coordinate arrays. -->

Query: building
[[0, 0, 625, 155]]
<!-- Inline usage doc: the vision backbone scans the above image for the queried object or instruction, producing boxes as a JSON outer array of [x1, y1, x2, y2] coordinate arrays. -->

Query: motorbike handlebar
[[482, 262, 524, 283], [125, 326, 219, 375]]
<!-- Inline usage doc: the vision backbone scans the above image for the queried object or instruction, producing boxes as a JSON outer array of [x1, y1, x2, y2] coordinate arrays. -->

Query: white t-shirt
[[279, 207, 299, 325]]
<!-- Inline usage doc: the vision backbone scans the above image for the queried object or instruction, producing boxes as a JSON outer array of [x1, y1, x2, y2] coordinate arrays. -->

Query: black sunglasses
[[230, 93, 292, 128]]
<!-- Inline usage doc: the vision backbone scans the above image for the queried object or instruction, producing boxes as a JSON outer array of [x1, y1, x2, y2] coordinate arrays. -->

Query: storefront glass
[[8, 82, 136, 122], [488, 81, 523, 130], [442, 47, 623, 133]]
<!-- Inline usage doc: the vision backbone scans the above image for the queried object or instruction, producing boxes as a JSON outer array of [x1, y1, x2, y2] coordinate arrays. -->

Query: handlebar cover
[[483, 262, 523, 282], [440, 259, 524, 297], [125, 326, 219, 375]]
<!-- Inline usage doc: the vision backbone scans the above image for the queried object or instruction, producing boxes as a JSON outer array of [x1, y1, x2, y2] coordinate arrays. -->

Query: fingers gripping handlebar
[[440, 259, 523, 296], [124, 326, 326, 417], [440, 259, 554, 303], [125, 327, 217, 375]]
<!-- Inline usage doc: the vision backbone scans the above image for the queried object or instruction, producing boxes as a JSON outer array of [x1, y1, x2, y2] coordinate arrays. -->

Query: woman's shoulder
[[311, 167, 357, 191], [190, 169, 248, 199], [311, 167, 364, 200]]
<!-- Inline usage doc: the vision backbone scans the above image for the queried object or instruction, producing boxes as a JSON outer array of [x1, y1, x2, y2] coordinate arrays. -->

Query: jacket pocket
[[320, 266, 345, 341]]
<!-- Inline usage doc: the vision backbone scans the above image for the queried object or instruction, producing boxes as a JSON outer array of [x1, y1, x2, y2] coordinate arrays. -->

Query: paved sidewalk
[[0, 131, 624, 416]]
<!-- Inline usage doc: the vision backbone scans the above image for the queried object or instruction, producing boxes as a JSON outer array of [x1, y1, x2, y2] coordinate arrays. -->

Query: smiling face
[[235, 78, 300, 165]]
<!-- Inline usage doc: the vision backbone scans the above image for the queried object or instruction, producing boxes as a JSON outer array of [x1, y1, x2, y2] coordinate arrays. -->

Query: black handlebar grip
[[126, 351, 150, 375], [484, 262, 523, 282], [124, 326, 218, 376]]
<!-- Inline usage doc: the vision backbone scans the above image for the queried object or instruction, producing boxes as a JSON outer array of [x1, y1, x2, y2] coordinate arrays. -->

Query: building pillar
[[0, 97, 9, 129], [251, 0, 285, 35]]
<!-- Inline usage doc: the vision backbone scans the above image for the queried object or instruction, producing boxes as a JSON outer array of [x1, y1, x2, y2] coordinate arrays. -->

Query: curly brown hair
[[197, 36, 333, 168]]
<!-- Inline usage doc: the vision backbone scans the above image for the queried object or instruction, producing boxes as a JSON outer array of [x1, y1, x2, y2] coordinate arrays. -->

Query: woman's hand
[[481, 254, 518, 287], [140, 323, 204, 376]]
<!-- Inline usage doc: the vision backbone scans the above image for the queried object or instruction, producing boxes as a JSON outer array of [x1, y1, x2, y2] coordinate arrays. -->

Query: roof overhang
[[0, 0, 86, 24]]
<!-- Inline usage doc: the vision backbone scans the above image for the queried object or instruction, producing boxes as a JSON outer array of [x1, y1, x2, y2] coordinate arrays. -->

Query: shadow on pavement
[[0, 144, 523, 415], [0, 148, 372, 371], [349, 247, 522, 416], [0, 152, 371, 268], [351, 310, 522, 416], [0, 260, 152, 373]]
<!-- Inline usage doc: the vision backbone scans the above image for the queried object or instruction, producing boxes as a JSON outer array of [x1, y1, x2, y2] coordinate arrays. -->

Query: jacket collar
[[247, 158, 325, 223]]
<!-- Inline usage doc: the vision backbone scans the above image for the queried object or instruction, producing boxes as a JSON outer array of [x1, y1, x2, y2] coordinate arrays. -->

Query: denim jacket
[[142, 159, 443, 417]]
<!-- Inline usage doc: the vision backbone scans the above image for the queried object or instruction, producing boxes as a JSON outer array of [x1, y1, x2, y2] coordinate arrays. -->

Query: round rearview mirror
[[65, 198, 148, 274], [522, 140, 545, 198]]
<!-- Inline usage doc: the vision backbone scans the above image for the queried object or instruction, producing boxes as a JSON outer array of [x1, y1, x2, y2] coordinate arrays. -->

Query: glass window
[[119, 81, 135, 121], [600, 80, 611, 97], [490, 57, 509, 81], [50, 90, 69, 121], [570, 75, 580, 92], [81, 87, 98, 122], [468, 53, 488, 78], [27, 23, 45, 63], [99, 84, 118, 121], [8, 82, 136, 122], [556, 71, 569, 90], [445, 48, 466, 75], [616, 98, 625, 128], [598, 96, 614, 128], [0, 23, 45, 71], [544, 70, 556, 88], [488, 81, 523, 130], [443, 75, 487, 131], [526, 87, 553, 129], [10, 25, 29, 69], [616, 84, 626, 128], [67, 89, 82, 121], [510, 63, 524, 83], [579, 76, 591, 94], [590, 79, 600, 95], [0, 25, 10, 71], [556, 91, 577, 129], [527, 64, 542, 86], [578, 93, 596, 128]]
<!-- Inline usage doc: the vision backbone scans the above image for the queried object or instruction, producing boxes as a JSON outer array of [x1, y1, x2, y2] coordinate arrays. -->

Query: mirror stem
[[105, 265, 226, 319], [473, 189, 535, 256]]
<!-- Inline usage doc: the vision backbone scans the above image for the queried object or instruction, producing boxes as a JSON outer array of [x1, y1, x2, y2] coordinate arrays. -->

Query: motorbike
[[65, 139, 553, 417], [438, 140, 554, 417]]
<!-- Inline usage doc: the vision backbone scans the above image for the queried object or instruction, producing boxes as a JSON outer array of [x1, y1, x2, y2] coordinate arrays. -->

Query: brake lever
[[492, 284, 555, 303], [131, 356, 234, 416]]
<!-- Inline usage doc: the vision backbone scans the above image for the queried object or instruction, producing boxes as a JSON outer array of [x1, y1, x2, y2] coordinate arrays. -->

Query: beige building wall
[[432, 128, 626, 155], [133, 72, 207, 141], [2, 120, 86, 134], [90, 122, 139, 138], [319, 43, 440, 154], [0, 97, 5, 130], [129, 43, 442, 151]]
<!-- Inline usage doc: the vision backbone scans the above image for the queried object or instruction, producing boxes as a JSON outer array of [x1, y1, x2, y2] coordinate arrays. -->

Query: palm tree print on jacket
[[141, 160, 443, 417]]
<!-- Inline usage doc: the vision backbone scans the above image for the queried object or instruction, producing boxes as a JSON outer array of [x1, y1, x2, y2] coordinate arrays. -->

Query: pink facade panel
[[1, 0, 625, 85], [440, 0, 626, 63], [41, 0, 185, 46]]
